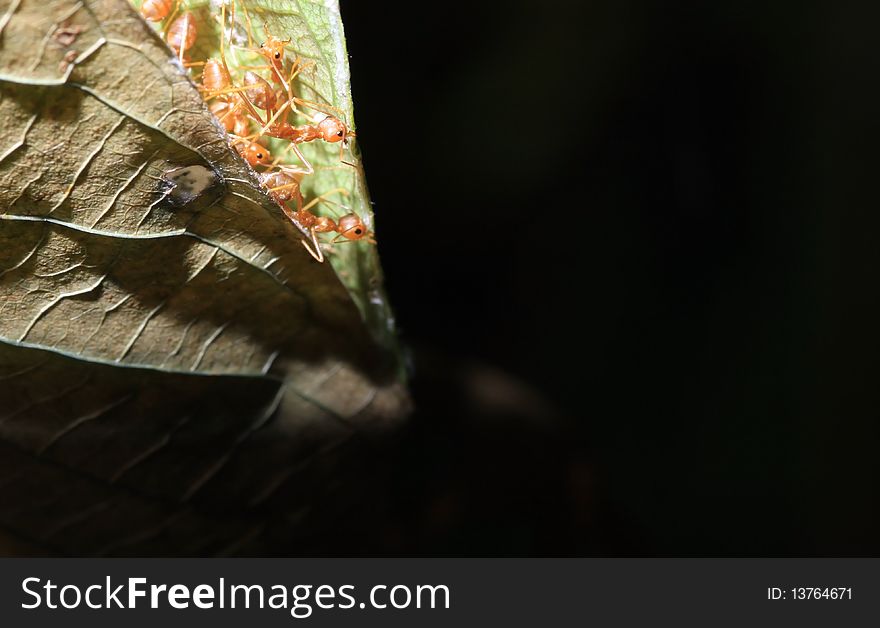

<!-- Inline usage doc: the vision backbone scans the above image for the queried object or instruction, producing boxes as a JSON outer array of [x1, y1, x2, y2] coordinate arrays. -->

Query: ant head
[[238, 141, 272, 167], [336, 213, 370, 241], [316, 115, 348, 143], [260, 36, 290, 62]]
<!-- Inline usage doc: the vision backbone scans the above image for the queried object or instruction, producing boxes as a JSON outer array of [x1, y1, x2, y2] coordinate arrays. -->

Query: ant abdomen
[[202, 58, 231, 93], [166, 13, 197, 58], [244, 71, 277, 111], [261, 171, 302, 205], [141, 0, 173, 22]]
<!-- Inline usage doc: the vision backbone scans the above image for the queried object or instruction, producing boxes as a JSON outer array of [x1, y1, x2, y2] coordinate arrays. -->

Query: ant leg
[[222, 0, 255, 49], [267, 58, 310, 117], [266, 148, 315, 175], [281, 205, 328, 262], [228, 132, 264, 147], [269, 142, 316, 172], [314, 163, 360, 174], [239, 0, 256, 47], [218, 3, 242, 101], [279, 199, 298, 222], [300, 229, 324, 263], [220, 1, 229, 65], [277, 189, 325, 263], [258, 99, 293, 135], [288, 143, 314, 175], [200, 83, 263, 100], [214, 103, 237, 126], [268, 141, 296, 168], [298, 188, 349, 213], [329, 233, 376, 246], [280, 58, 318, 116], [337, 139, 358, 169], [289, 56, 317, 79], [293, 189, 354, 264], [267, 181, 302, 197], [216, 1, 267, 127], [284, 57, 316, 86], [235, 91, 266, 127], [271, 184, 347, 220], [162, 0, 180, 35], [310, 195, 352, 220], [292, 97, 347, 123], [270, 60, 297, 108]]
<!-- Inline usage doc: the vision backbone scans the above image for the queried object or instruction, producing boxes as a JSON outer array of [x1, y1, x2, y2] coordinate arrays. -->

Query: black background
[[341, 0, 880, 555]]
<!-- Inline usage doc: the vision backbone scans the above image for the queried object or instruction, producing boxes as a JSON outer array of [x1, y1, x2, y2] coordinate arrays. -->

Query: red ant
[[259, 172, 373, 261]]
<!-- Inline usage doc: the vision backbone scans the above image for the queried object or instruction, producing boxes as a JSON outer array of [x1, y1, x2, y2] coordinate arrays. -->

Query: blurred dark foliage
[[342, 0, 880, 555]]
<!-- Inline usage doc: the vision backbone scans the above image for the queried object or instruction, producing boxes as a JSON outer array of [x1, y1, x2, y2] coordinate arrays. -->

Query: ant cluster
[[139, 0, 374, 262]]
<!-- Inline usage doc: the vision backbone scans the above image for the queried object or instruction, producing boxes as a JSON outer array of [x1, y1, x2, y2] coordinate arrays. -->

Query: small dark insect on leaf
[[162, 164, 222, 207]]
